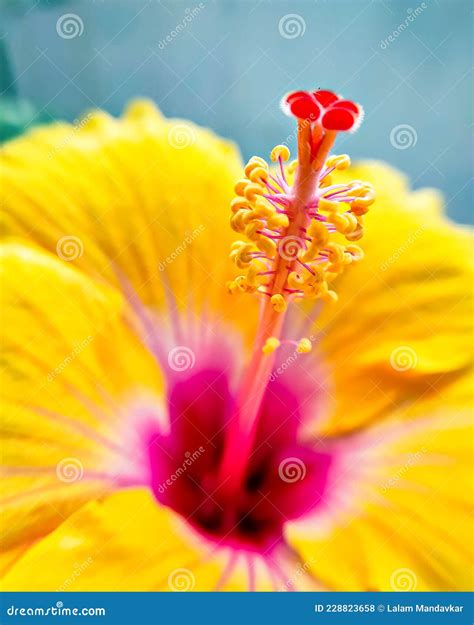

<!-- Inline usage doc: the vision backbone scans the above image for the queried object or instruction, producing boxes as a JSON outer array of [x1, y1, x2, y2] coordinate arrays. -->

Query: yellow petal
[[1, 489, 258, 591], [314, 161, 473, 433], [0, 243, 164, 551], [287, 409, 473, 591], [0, 100, 258, 347]]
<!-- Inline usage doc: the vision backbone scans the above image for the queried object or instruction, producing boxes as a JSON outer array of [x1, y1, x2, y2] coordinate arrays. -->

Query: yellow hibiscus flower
[[0, 91, 472, 592]]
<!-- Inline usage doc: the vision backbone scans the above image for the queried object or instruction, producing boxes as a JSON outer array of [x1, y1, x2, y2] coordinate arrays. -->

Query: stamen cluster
[[227, 149, 374, 305]]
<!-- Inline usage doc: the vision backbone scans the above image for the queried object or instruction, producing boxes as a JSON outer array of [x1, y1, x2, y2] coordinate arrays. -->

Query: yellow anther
[[256, 236, 276, 257], [267, 213, 289, 230], [321, 285, 338, 304], [246, 263, 260, 286], [351, 192, 375, 210], [231, 242, 254, 268], [234, 179, 249, 196], [270, 145, 290, 162], [230, 209, 250, 233], [296, 337, 312, 353], [300, 242, 319, 263], [226, 280, 238, 294], [319, 175, 333, 188], [345, 218, 364, 241], [346, 244, 364, 261], [287, 272, 304, 289], [262, 337, 281, 355], [230, 197, 251, 213], [350, 204, 369, 217], [253, 198, 274, 218], [348, 181, 370, 196], [270, 293, 287, 313], [308, 220, 330, 247], [305, 268, 325, 287], [244, 157, 268, 178], [326, 154, 351, 170], [244, 183, 265, 202], [234, 275, 256, 293], [329, 212, 358, 235], [245, 220, 264, 240], [318, 198, 340, 212], [288, 160, 298, 174], [235, 275, 246, 289], [249, 166, 269, 184], [326, 242, 345, 265]]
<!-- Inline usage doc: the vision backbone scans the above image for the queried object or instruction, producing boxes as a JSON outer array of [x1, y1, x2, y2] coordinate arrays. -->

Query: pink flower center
[[149, 364, 331, 552]]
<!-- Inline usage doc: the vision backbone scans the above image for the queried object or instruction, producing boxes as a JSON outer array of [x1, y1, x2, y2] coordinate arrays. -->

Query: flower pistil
[[220, 89, 375, 496]]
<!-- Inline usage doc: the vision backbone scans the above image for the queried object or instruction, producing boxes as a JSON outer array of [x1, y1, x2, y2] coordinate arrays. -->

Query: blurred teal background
[[1, 0, 472, 222]]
